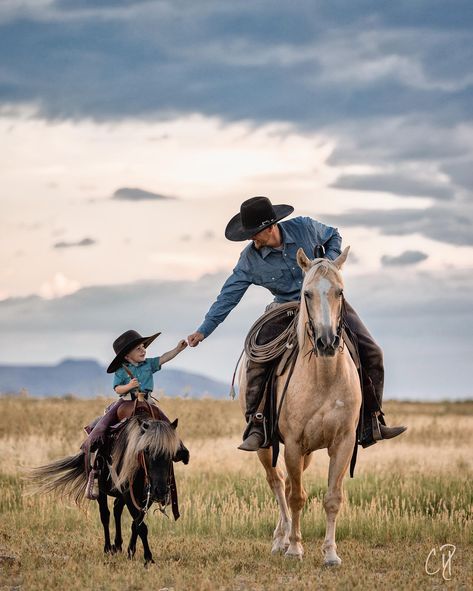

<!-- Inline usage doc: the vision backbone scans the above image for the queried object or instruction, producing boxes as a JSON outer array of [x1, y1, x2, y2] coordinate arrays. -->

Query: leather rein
[[121, 363, 178, 522]]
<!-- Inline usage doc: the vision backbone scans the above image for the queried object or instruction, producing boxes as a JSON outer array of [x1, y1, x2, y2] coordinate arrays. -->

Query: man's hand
[[187, 331, 204, 347]]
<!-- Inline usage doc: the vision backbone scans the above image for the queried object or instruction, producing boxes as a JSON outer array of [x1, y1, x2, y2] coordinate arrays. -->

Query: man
[[188, 196, 406, 451]]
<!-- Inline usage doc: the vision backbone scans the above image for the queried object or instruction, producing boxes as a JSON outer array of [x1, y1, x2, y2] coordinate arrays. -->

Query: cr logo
[[425, 544, 456, 581]]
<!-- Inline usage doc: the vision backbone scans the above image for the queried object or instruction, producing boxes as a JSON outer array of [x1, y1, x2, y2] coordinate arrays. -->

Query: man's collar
[[259, 222, 295, 258]]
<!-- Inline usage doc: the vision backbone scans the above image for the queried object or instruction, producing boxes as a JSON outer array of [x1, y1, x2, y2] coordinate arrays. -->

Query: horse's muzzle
[[316, 334, 340, 356]]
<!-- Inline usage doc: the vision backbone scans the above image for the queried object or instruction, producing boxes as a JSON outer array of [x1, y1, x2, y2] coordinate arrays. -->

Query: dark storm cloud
[[332, 173, 452, 200], [1, 1, 472, 127], [53, 237, 96, 248], [112, 187, 175, 201], [381, 251, 428, 266], [326, 205, 473, 247]]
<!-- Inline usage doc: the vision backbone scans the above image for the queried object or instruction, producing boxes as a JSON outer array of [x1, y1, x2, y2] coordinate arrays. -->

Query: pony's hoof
[[111, 544, 122, 554], [144, 558, 155, 567]]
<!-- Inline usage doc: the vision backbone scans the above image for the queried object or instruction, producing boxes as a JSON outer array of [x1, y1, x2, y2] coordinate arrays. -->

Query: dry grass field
[[0, 396, 472, 591]]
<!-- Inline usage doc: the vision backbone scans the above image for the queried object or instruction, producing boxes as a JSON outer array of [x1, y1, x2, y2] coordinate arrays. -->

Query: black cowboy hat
[[225, 196, 294, 242], [107, 329, 161, 374]]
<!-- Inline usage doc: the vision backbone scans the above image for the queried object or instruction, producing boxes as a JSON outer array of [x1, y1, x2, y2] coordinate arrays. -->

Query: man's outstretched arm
[[188, 266, 252, 347]]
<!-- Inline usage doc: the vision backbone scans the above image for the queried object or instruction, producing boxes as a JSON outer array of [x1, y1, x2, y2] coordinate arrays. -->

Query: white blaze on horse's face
[[296, 247, 350, 355]]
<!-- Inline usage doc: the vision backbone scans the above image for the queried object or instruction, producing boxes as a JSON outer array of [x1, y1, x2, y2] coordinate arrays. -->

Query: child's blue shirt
[[113, 357, 161, 396]]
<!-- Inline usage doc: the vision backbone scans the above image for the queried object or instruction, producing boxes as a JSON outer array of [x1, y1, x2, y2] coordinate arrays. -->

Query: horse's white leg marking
[[257, 448, 291, 554], [322, 435, 355, 566], [284, 443, 306, 560]]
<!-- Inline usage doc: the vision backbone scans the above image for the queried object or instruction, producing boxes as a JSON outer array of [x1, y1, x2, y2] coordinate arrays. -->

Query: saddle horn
[[314, 244, 325, 259]]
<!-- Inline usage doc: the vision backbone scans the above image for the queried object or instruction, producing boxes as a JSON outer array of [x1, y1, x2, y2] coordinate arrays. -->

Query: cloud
[[331, 172, 452, 200], [381, 250, 428, 266], [327, 204, 473, 247], [53, 237, 96, 248], [54, 238, 96, 249], [112, 187, 176, 201], [39, 272, 81, 299], [1, 3, 472, 128], [1, 267, 472, 399]]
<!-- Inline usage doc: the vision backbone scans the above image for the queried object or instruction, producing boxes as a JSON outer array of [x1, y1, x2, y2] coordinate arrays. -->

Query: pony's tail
[[26, 452, 88, 505]]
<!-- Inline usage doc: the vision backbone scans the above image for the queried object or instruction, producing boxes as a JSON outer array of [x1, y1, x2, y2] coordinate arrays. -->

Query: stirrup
[[238, 413, 267, 452]]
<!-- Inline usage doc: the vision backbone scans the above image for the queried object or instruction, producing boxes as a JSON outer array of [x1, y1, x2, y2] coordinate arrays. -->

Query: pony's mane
[[111, 417, 180, 491]]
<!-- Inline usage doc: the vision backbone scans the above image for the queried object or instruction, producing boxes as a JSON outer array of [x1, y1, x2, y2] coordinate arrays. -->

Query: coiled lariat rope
[[244, 302, 300, 363], [229, 301, 300, 398]]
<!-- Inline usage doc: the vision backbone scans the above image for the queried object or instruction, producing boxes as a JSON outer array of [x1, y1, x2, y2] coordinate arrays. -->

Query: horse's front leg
[[125, 497, 154, 566], [284, 442, 306, 560], [323, 434, 355, 566], [112, 496, 125, 553], [256, 448, 291, 554], [97, 491, 112, 553]]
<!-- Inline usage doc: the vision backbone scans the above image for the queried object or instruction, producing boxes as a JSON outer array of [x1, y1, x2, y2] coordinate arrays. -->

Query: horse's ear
[[170, 418, 178, 430], [296, 248, 312, 273], [332, 246, 350, 270]]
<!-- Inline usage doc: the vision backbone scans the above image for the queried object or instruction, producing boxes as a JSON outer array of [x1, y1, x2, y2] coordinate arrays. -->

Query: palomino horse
[[29, 417, 182, 565], [239, 246, 361, 565]]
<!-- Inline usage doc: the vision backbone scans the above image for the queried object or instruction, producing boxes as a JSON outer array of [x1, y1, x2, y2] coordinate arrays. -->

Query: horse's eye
[[141, 421, 150, 430], [338, 289, 344, 297], [304, 290, 312, 299]]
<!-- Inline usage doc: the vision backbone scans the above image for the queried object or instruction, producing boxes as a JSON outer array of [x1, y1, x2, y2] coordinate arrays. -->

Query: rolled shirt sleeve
[[197, 264, 251, 338], [148, 356, 161, 373], [113, 367, 128, 391]]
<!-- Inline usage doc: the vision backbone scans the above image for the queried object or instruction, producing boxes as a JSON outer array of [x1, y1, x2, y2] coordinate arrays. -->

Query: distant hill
[[0, 358, 230, 399]]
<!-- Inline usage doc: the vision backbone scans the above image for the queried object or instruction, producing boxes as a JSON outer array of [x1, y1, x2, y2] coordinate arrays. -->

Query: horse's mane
[[111, 417, 180, 491]]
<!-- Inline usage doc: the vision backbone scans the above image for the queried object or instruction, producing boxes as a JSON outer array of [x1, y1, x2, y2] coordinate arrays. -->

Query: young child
[[82, 329, 188, 499]]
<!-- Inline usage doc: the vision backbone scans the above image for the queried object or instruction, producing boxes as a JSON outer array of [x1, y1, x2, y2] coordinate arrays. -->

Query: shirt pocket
[[257, 269, 284, 291]]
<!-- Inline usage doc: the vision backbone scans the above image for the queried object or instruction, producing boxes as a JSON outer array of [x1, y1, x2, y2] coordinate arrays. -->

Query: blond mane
[[111, 417, 180, 491]]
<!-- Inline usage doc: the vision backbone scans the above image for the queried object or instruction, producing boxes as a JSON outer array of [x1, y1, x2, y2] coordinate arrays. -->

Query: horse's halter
[[303, 273, 345, 358]]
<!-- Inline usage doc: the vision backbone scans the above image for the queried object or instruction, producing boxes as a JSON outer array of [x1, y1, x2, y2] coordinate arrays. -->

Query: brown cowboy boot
[[373, 412, 407, 441], [238, 361, 268, 452]]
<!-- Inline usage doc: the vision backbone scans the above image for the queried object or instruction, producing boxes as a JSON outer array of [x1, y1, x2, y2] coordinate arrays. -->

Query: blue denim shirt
[[113, 356, 161, 395], [197, 216, 342, 337]]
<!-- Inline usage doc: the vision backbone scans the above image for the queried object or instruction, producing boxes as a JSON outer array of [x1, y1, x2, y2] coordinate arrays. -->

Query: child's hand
[[128, 377, 140, 390], [176, 339, 188, 353]]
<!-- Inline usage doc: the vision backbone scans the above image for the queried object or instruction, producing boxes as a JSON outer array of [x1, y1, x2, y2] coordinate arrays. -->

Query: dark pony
[[29, 417, 183, 565]]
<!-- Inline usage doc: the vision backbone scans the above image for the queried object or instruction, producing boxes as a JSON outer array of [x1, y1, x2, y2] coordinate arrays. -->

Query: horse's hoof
[[324, 557, 342, 567], [111, 545, 122, 554], [271, 545, 285, 555], [144, 558, 155, 567], [284, 552, 303, 561]]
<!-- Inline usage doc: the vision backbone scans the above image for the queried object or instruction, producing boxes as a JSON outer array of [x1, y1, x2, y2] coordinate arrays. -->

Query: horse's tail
[[26, 452, 87, 504]]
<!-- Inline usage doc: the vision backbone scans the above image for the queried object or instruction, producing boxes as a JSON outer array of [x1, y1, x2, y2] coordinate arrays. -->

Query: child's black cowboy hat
[[225, 196, 294, 242], [107, 329, 161, 373]]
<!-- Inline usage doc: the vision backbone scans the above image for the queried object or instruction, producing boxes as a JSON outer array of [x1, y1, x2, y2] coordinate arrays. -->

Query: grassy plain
[[0, 396, 472, 591]]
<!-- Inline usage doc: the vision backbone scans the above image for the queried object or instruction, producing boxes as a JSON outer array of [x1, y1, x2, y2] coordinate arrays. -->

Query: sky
[[1, 0, 472, 400]]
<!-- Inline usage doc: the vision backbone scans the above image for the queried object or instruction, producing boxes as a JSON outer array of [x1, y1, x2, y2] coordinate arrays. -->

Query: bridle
[[303, 285, 345, 358], [129, 450, 172, 522]]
